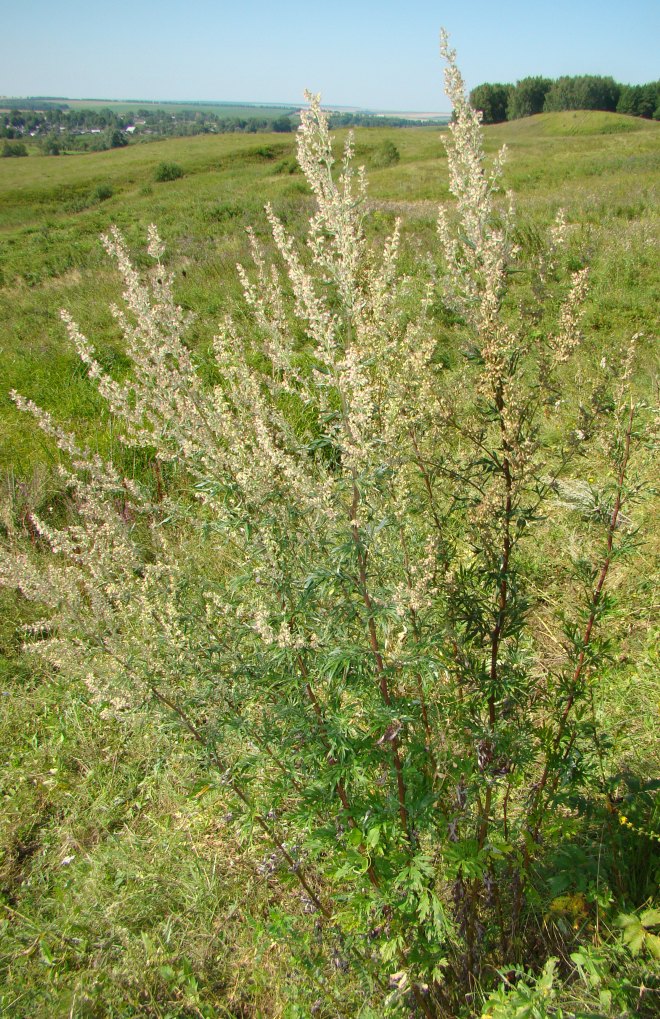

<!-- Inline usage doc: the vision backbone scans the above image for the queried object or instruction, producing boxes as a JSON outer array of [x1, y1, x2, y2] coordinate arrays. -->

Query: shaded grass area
[[0, 110, 659, 1016]]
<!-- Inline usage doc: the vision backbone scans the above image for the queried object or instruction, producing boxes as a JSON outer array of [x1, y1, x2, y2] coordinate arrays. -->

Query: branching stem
[[528, 401, 635, 841]]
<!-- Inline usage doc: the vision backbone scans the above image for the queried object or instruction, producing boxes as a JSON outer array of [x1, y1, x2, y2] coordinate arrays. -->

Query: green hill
[[491, 108, 659, 137]]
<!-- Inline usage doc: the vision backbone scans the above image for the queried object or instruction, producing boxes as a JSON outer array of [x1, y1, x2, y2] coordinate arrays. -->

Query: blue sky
[[1, 1, 658, 109]]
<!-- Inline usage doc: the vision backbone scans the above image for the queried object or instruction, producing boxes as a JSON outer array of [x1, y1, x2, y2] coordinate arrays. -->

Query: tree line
[[0, 102, 450, 158], [0, 104, 446, 142], [469, 75, 660, 124], [328, 111, 448, 128], [0, 104, 296, 155]]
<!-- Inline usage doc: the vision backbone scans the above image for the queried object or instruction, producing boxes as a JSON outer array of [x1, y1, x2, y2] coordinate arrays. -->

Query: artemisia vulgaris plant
[[1, 32, 644, 1018]]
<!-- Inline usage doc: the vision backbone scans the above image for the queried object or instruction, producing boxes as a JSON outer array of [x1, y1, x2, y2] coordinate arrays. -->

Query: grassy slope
[[2, 114, 658, 470], [0, 111, 659, 1016]]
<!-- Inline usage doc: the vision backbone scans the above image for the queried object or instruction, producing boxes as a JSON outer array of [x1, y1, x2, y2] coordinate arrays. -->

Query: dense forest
[[469, 74, 660, 123]]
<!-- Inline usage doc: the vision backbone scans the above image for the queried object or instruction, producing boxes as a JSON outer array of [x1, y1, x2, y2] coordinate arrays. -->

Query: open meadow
[[0, 106, 659, 1017]]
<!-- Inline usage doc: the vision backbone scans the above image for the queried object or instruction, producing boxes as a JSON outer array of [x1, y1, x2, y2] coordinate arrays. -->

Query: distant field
[[2, 97, 302, 118], [2, 96, 452, 122], [368, 109, 451, 121]]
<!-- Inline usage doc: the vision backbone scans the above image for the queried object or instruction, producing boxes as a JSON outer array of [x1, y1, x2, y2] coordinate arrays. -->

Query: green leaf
[[646, 933, 660, 960], [619, 914, 646, 955], [431, 959, 449, 983], [599, 989, 612, 1010], [365, 825, 381, 849], [380, 934, 405, 964], [538, 956, 558, 992], [39, 939, 54, 966], [347, 827, 364, 848]]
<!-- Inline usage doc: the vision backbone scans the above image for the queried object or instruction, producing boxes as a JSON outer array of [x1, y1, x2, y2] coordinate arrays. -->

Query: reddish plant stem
[[411, 609, 439, 776], [336, 379, 412, 837], [307, 646, 436, 1016], [333, 352, 437, 1018], [502, 778, 512, 843], [477, 387, 513, 852], [339, 472, 436, 1014], [350, 512, 439, 1011], [412, 986, 437, 1019], [477, 787, 493, 854]]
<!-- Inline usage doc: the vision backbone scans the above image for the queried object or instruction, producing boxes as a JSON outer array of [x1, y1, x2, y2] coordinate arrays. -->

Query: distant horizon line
[[0, 94, 451, 117]]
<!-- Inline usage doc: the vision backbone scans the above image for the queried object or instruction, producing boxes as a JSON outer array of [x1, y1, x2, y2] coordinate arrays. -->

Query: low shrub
[[273, 157, 299, 174], [90, 183, 114, 203], [154, 160, 184, 182], [2, 141, 28, 157], [372, 138, 401, 167]]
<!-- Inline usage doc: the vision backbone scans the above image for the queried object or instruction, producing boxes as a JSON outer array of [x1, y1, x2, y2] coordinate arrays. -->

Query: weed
[[154, 161, 184, 182], [0, 33, 658, 1019]]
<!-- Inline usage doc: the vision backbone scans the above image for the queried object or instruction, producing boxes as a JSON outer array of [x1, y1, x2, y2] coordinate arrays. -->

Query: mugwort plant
[[2, 32, 644, 1016]]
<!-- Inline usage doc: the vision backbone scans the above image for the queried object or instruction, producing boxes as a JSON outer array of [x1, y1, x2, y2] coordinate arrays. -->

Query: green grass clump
[[2, 141, 28, 158], [154, 161, 184, 182]]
